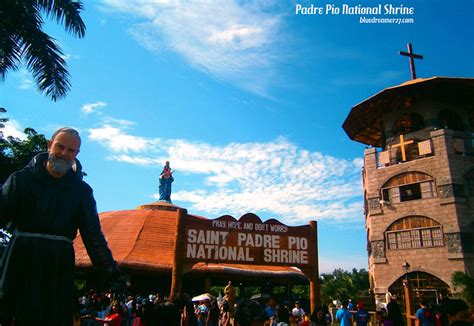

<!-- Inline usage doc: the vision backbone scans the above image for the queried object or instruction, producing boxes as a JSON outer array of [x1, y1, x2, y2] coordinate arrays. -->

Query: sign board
[[183, 213, 315, 267]]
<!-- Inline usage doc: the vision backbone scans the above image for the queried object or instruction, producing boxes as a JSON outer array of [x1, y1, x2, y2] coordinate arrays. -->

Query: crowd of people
[[74, 289, 333, 326], [72, 289, 474, 326], [72, 290, 359, 326], [76, 290, 188, 325]]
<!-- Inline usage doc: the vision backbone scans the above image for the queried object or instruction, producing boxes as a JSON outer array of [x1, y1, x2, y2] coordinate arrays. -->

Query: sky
[[1, 0, 473, 273]]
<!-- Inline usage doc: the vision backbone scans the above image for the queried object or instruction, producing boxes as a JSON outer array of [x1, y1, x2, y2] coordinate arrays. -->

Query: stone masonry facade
[[364, 126, 474, 298]]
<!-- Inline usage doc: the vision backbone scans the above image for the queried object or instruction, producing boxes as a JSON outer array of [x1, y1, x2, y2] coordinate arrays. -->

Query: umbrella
[[192, 294, 212, 302], [250, 293, 272, 300]]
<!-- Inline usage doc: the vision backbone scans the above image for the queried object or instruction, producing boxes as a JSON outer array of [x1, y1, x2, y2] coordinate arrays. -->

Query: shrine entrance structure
[[171, 209, 320, 310], [74, 202, 320, 309]]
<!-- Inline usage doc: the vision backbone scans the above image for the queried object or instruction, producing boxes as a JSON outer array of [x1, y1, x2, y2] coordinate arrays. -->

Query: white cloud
[[102, 116, 136, 127], [89, 125, 159, 152], [99, 0, 285, 96], [60, 53, 81, 61], [19, 79, 34, 90], [81, 101, 107, 114], [1, 119, 26, 140], [14, 69, 34, 90], [80, 101, 136, 130], [88, 124, 363, 224], [110, 154, 160, 166]]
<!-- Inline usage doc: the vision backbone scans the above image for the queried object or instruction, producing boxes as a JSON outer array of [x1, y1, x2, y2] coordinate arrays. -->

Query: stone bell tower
[[342, 46, 474, 314]]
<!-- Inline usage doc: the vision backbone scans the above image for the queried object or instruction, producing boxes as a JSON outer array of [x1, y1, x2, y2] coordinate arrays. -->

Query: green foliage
[[451, 271, 474, 304], [210, 285, 260, 299], [74, 279, 87, 292], [209, 285, 223, 297], [0, 0, 86, 101], [0, 107, 7, 130], [292, 285, 309, 300], [241, 286, 260, 298], [208, 268, 369, 306], [273, 286, 287, 296], [0, 123, 48, 184], [320, 268, 370, 303]]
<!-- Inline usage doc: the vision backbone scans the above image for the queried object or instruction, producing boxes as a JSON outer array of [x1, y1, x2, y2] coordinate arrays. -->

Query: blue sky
[[1, 0, 473, 273]]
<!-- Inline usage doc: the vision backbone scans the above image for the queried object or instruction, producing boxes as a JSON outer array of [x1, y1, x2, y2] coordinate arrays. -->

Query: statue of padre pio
[[158, 161, 174, 203]]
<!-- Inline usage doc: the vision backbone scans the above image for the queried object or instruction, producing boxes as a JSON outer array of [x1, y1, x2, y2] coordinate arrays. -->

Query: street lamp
[[402, 261, 411, 274], [402, 261, 412, 325]]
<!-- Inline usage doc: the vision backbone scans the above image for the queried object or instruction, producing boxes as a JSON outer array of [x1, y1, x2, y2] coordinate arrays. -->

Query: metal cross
[[399, 43, 423, 79]]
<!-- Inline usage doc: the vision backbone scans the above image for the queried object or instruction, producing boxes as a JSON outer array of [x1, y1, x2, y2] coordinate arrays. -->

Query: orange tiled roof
[[74, 202, 305, 279]]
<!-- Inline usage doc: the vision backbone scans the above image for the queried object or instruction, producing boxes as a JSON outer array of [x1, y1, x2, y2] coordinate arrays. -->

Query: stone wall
[[364, 128, 474, 296]]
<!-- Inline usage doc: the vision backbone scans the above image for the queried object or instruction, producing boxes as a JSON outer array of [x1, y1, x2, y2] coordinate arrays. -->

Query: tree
[[452, 271, 474, 304], [0, 0, 86, 101], [0, 107, 7, 139], [0, 110, 47, 253], [0, 124, 48, 184], [320, 268, 370, 304]]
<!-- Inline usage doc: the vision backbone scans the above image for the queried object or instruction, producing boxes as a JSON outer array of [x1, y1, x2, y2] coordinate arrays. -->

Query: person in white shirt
[[292, 301, 306, 323]]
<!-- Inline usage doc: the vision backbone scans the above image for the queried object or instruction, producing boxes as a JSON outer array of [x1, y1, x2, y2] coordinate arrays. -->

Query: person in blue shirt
[[265, 297, 277, 324], [354, 301, 370, 326], [336, 301, 352, 326], [348, 300, 354, 311], [415, 300, 434, 326]]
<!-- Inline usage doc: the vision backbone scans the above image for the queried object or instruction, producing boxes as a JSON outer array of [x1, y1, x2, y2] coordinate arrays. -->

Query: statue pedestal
[[137, 201, 181, 212]]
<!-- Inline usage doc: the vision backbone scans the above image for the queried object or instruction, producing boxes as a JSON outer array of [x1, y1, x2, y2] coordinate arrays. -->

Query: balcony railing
[[368, 130, 474, 169], [376, 139, 434, 167]]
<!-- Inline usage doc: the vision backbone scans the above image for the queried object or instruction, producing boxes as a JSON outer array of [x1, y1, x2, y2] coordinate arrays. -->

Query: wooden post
[[309, 220, 320, 312], [403, 279, 413, 326], [170, 208, 187, 300]]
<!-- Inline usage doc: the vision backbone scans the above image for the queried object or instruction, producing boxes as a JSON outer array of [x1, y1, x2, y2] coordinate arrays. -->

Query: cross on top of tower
[[399, 43, 423, 80]]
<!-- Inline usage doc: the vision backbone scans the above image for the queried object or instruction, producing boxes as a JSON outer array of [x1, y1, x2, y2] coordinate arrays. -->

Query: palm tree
[[0, 107, 7, 140], [0, 0, 85, 101]]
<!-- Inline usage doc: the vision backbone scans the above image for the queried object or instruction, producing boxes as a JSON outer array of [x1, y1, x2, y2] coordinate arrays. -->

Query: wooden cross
[[391, 134, 414, 162], [399, 43, 423, 79], [409, 272, 428, 288]]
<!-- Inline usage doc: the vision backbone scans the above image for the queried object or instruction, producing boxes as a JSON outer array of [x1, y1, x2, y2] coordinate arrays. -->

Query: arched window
[[381, 172, 436, 203], [385, 216, 443, 250], [393, 113, 425, 135], [438, 109, 465, 131]]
